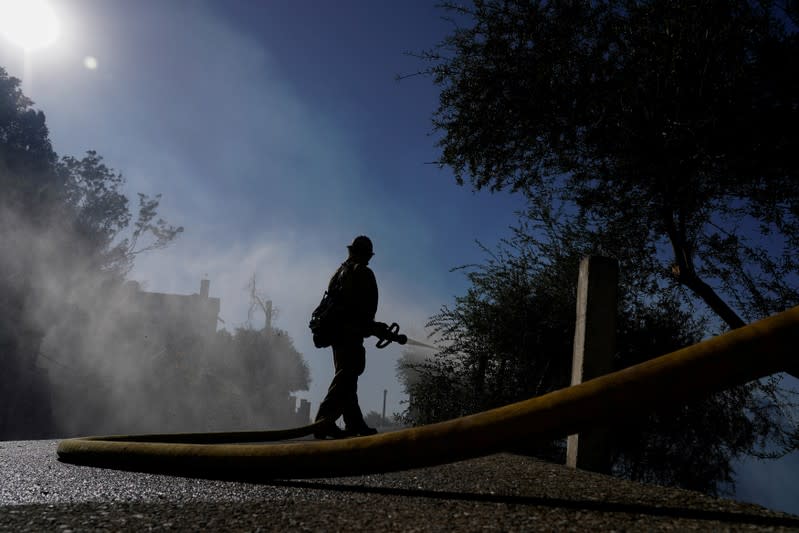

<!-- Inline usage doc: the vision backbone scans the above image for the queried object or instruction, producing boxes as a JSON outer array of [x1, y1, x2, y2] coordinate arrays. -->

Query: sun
[[0, 0, 60, 51]]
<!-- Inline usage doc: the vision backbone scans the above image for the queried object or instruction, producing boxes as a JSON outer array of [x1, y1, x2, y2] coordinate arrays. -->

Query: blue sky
[[1, 0, 796, 515], [0, 0, 525, 418]]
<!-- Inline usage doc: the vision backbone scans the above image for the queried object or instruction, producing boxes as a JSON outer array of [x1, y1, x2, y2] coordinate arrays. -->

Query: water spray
[[403, 337, 437, 350]]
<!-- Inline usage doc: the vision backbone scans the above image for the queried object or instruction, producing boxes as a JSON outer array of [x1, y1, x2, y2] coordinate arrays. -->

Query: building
[[123, 279, 220, 351]]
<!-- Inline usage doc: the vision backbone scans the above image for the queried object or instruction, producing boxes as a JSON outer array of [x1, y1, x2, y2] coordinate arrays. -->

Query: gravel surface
[[1, 439, 797, 532]]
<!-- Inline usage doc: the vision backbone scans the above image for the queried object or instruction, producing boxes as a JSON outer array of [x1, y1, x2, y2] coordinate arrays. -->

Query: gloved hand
[[371, 321, 407, 347], [371, 321, 389, 339]]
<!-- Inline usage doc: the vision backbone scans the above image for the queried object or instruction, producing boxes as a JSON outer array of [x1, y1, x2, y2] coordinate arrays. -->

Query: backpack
[[309, 263, 349, 348]]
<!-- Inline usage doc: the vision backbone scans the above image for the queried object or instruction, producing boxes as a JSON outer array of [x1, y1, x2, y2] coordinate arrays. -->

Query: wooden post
[[566, 256, 618, 474], [382, 389, 388, 426]]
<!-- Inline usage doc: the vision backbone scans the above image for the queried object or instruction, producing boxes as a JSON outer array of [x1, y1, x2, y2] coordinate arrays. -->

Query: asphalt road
[[1, 439, 798, 532]]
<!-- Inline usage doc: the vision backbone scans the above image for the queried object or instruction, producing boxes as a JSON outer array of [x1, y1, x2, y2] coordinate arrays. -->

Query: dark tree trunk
[[663, 209, 746, 330], [679, 272, 746, 330]]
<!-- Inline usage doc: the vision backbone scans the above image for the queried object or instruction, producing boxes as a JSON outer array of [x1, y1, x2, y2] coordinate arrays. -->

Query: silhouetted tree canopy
[[60, 153, 183, 276], [0, 67, 182, 438], [0, 72, 58, 209], [217, 326, 310, 400], [419, 0, 799, 328], [1, 68, 183, 283], [173, 284, 311, 432], [399, 221, 798, 495], [403, 2, 799, 492]]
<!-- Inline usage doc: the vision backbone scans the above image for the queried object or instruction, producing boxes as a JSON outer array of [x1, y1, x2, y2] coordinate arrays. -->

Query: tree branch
[[663, 209, 746, 329]]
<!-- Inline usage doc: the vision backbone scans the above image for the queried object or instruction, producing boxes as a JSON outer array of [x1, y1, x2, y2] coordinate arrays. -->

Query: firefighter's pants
[[315, 338, 368, 430]]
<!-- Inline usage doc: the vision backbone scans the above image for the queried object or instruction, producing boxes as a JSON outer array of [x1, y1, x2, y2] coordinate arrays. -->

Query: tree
[[0, 67, 183, 438], [245, 274, 277, 330], [1, 67, 182, 291], [59, 152, 183, 278], [0, 69, 58, 213], [417, 0, 799, 329], [197, 280, 310, 430], [200, 324, 310, 430], [405, 1, 799, 491], [398, 223, 796, 494]]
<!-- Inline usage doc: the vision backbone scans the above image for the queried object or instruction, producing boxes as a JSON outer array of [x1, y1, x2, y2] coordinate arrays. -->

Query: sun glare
[[0, 0, 60, 51]]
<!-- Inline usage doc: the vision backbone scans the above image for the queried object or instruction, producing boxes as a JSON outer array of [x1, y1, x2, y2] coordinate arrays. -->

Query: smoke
[[0, 190, 315, 438], [0, 184, 439, 438], [0, 1, 449, 436], [395, 346, 435, 389], [127, 234, 444, 424]]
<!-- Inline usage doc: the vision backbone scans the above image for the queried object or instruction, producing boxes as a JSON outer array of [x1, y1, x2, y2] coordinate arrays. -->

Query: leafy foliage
[[213, 326, 310, 403], [399, 225, 799, 494], [59, 152, 183, 276], [195, 283, 310, 430], [400, 0, 799, 494], [419, 0, 799, 328], [0, 67, 182, 438]]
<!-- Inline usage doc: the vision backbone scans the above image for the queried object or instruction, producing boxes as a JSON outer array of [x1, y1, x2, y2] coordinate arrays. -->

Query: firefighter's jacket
[[329, 258, 378, 339]]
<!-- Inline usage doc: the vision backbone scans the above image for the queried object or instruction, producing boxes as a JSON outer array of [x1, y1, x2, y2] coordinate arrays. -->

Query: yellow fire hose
[[57, 306, 799, 479]]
